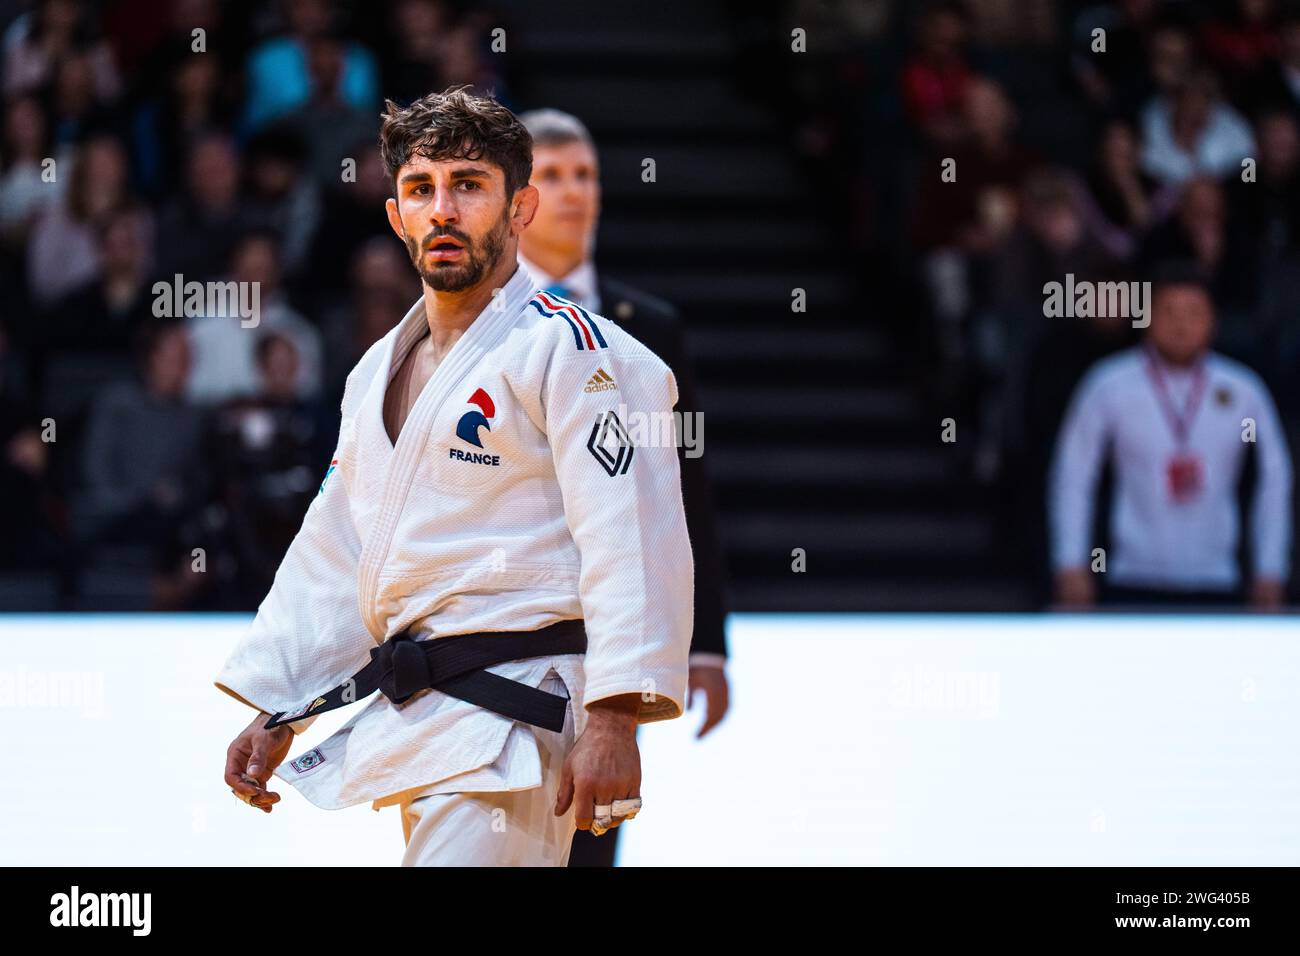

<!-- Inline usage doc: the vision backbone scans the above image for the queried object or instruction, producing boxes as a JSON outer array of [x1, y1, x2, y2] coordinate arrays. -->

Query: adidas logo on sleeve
[[583, 368, 618, 393]]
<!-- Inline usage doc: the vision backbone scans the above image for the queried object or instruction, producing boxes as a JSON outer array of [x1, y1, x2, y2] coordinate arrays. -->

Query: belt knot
[[372, 632, 430, 703]]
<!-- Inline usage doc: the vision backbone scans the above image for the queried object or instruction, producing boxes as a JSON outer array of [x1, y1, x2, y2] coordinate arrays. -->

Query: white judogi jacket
[[214, 265, 694, 810]]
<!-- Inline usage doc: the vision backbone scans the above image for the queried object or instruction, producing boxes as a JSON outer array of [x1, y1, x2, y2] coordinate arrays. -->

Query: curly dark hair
[[379, 86, 533, 197]]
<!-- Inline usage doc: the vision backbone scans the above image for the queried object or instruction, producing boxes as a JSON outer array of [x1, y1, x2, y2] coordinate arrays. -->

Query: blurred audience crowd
[[5, 0, 1298, 610], [785, 0, 1300, 603], [0, 0, 509, 608]]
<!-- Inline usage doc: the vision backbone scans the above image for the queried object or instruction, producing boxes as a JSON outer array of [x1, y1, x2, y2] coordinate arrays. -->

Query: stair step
[[687, 327, 886, 360], [722, 513, 994, 554], [617, 271, 853, 308], [598, 145, 801, 199], [699, 385, 922, 423], [603, 217, 823, 254], [707, 447, 951, 485]]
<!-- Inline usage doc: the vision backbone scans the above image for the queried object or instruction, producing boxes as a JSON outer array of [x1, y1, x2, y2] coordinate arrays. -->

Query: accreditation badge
[[1166, 453, 1204, 503]]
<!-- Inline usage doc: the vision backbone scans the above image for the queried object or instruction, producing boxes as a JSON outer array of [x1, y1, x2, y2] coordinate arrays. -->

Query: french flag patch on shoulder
[[528, 292, 609, 351]]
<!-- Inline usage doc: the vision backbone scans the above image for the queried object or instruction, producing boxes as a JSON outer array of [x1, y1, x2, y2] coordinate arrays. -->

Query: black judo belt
[[263, 619, 586, 733]]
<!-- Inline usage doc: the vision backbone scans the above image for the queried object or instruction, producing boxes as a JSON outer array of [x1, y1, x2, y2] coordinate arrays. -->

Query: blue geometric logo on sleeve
[[587, 410, 634, 476]]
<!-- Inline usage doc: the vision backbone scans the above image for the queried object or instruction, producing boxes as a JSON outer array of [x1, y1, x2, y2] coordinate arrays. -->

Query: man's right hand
[[224, 713, 294, 813], [1054, 568, 1097, 610]]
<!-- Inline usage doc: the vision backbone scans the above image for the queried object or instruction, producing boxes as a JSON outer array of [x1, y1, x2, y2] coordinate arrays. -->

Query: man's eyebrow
[[449, 167, 492, 181], [398, 171, 432, 186]]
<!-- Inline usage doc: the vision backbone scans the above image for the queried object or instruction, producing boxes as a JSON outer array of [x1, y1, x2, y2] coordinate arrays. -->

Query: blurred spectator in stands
[[186, 230, 322, 404], [154, 131, 248, 283], [1050, 265, 1291, 609], [1073, 118, 1179, 261], [1245, 1, 1300, 111], [26, 132, 133, 307], [1200, 0, 1281, 105], [47, 45, 123, 149], [2, 0, 120, 98], [1141, 175, 1259, 314], [0, 93, 57, 248], [1145, 17, 1200, 109], [976, 168, 1116, 479], [381, 0, 452, 105], [1009, 268, 1140, 602], [75, 320, 208, 553], [901, 1, 974, 148], [913, 76, 1040, 368], [436, 14, 507, 98], [105, 0, 238, 102], [1226, 108, 1300, 261], [1071, 0, 1164, 116], [0, 320, 54, 570], [283, 27, 377, 188], [319, 239, 418, 393], [130, 41, 237, 199], [317, 270, 412, 466], [242, 0, 378, 132], [45, 203, 155, 356], [243, 124, 320, 277], [299, 139, 396, 313], [1140, 68, 1256, 184], [210, 330, 321, 606], [963, 0, 1057, 47]]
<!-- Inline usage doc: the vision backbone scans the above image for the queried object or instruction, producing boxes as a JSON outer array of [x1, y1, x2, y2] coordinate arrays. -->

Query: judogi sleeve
[[1049, 366, 1113, 572], [1245, 378, 1293, 582], [542, 345, 694, 723], [213, 390, 373, 735]]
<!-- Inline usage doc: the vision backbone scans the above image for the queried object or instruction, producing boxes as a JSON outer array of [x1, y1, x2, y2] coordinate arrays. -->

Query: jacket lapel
[[355, 267, 539, 640]]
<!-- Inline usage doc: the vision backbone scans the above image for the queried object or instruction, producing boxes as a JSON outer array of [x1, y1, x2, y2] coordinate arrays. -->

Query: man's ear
[[385, 196, 406, 240], [512, 184, 539, 234]]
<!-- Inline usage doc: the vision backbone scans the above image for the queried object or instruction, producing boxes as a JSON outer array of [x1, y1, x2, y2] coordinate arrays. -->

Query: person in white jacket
[[215, 87, 694, 865], [1049, 267, 1292, 609]]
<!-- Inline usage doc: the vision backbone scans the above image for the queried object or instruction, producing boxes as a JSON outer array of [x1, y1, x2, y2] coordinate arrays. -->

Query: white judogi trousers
[[397, 671, 579, 866]]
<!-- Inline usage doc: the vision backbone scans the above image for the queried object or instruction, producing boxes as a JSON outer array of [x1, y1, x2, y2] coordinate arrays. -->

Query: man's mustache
[[423, 228, 472, 250]]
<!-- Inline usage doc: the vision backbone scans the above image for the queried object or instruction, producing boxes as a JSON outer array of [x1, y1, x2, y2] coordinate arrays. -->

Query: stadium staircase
[[504, 0, 1034, 611]]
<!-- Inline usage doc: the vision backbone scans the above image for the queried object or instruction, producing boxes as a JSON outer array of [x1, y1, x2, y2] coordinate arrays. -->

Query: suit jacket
[[598, 275, 729, 660]]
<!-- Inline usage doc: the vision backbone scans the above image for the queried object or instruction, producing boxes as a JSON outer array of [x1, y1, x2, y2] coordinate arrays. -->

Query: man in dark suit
[[518, 108, 730, 866]]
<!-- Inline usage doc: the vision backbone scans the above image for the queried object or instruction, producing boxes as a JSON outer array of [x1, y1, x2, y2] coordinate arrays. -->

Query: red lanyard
[[1144, 349, 1207, 447]]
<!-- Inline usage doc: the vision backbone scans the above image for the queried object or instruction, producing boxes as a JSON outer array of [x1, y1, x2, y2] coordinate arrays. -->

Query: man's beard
[[405, 208, 510, 292]]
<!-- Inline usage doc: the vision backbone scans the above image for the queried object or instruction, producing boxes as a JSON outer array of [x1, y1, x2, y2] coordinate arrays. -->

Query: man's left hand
[[1249, 578, 1286, 611], [689, 665, 729, 739], [554, 694, 640, 832]]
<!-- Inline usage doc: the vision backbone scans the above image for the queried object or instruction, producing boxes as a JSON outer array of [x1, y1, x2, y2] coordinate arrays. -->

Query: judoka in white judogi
[[215, 264, 693, 861]]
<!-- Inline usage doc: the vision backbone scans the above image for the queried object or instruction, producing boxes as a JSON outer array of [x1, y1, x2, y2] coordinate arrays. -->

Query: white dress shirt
[[1050, 346, 1292, 590]]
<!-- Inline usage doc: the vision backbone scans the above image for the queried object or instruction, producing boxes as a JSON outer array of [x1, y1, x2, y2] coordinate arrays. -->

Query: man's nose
[[561, 177, 586, 201], [428, 186, 459, 224]]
